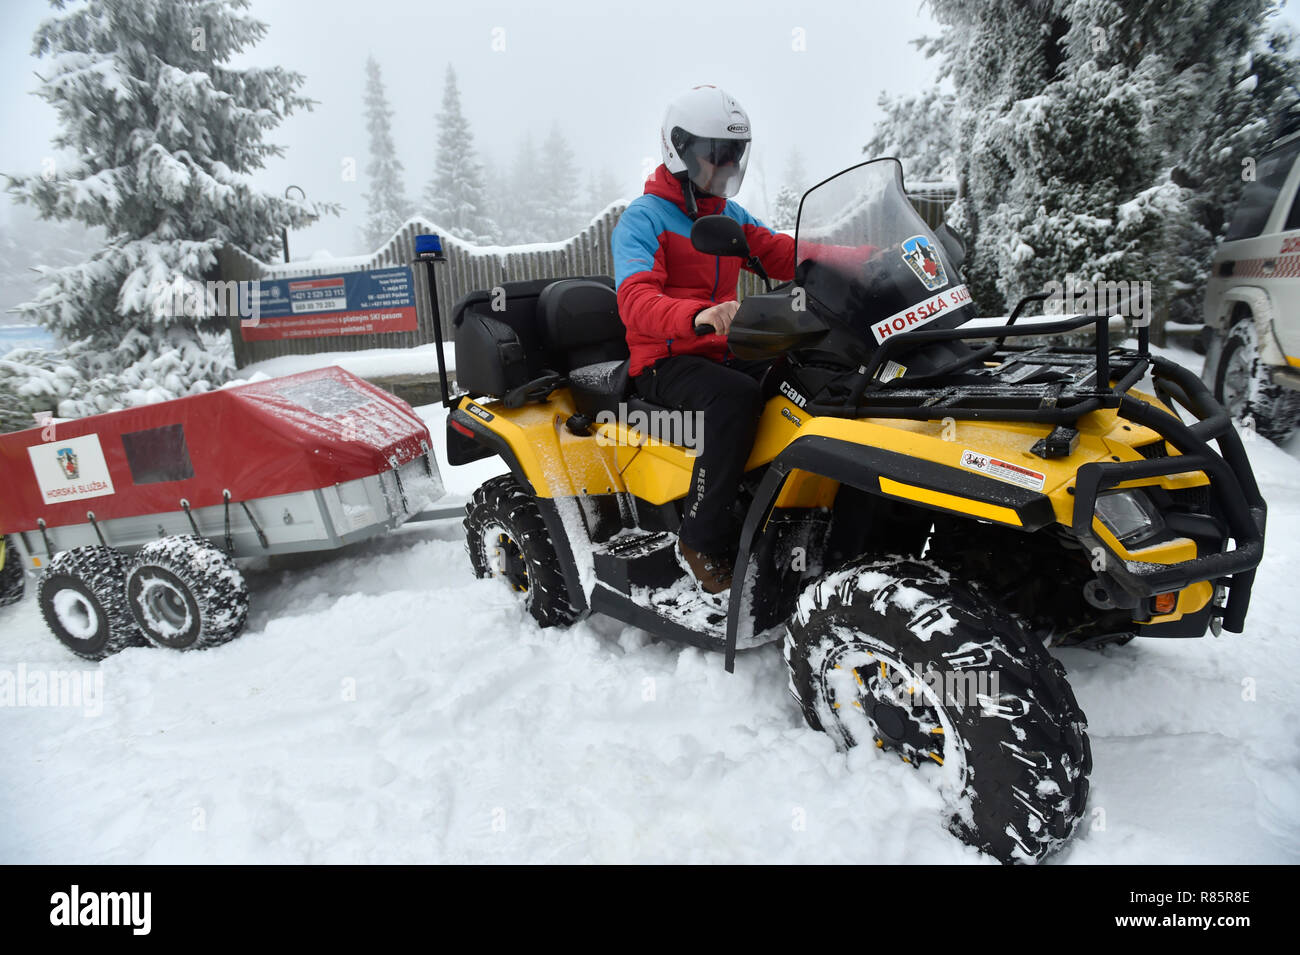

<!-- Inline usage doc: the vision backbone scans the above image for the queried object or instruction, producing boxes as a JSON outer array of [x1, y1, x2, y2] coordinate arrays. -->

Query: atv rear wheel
[[38, 546, 146, 660], [125, 536, 249, 650], [464, 475, 580, 628], [784, 558, 1091, 864], [1214, 319, 1300, 443]]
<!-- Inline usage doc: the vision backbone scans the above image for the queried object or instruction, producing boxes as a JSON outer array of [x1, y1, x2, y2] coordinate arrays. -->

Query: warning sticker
[[876, 360, 908, 381], [959, 449, 1046, 491]]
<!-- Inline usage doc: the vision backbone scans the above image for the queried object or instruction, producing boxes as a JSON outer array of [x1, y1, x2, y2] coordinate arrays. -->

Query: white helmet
[[661, 85, 751, 199]]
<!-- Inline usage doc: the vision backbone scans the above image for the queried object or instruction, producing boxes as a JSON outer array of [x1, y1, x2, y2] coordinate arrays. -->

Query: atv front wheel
[[464, 475, 580, 628], [1214, 319, 1300, 442], [784, 558, 1091, 864]]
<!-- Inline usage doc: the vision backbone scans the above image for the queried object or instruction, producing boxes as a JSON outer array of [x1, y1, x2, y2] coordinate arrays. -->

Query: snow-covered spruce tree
[[0, 203, 103, 316], [500, 133, 545, 244], [922, 0, 1300, 318], [863, 87, 958, 185], [361, 55, 411, 252], [4, 0, 327, 417], [770, 186, 800, 231], [586, 166, 624, 218], [537, 123, 584, 240], [770, 148, 810, 230], [479, 154, 508, 242], [421, 66, 497, 243]]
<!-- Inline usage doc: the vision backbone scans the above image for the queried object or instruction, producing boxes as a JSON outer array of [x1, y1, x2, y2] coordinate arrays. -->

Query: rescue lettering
[[872, 284, 970, 344], [46, 480, 110, 499]]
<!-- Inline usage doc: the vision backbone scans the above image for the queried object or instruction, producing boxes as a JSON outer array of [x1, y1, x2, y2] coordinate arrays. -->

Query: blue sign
[[243, 267, 418, 341]]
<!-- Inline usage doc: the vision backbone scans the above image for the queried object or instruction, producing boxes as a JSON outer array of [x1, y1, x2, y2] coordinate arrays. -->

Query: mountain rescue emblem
[[901, 234, 948, 291], [56, 447, 79, 480]]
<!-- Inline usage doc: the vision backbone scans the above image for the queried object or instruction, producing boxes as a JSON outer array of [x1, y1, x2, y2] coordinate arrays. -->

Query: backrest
[[453, 278, 561, 381], [451, 276, 615, 397], [538, 279, 629, 370]]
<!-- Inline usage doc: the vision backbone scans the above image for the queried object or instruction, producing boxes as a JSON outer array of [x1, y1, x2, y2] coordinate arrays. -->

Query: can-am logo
[[779, 380, 807, 408], [727, 123, 749, 134]]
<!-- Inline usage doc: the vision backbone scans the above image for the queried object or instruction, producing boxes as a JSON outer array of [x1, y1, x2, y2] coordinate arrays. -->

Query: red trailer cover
[[0, 367, 432, 534]]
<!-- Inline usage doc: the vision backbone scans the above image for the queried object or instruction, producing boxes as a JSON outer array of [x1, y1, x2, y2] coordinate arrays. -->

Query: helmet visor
[[680, 135, 750, 198]]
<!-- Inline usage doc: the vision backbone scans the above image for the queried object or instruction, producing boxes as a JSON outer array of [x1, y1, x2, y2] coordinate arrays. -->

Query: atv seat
[[539, 279, 635, 418], [453, 275, 674, 425], [568, 359, 628, 401]]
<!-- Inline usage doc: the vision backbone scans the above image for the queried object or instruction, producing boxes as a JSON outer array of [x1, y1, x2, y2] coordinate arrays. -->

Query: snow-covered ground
[[236, 343, 450, 382], [2, 349, 1298, 864]]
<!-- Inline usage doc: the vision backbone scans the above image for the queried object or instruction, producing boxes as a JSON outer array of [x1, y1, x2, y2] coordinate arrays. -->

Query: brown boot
[[678, 540, 734, 595]]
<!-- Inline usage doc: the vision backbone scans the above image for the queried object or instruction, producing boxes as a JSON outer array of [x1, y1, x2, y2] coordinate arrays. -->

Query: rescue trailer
[[0, 366, 450, 658]]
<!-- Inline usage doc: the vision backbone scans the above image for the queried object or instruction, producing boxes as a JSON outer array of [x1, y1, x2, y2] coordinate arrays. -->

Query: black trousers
[[634, 355, 770, 555]]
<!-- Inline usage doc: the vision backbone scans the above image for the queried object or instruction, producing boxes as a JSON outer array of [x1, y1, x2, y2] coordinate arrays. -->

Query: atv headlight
[[1095, 489, 1164, 547]]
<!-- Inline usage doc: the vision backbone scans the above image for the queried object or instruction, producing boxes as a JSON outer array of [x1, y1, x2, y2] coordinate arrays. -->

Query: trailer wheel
[[37, 546, 145, 660], [126, 536, 249, 650], [1, 535, 24, 608], [785, 558, 1091, 864], [464, 474, 580, 628]]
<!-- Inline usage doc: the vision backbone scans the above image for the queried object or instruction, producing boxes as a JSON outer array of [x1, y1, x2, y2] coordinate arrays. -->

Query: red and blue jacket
[[613, 164, 795, 376]]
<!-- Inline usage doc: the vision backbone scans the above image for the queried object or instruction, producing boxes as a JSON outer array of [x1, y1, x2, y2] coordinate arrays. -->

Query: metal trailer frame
[[12, 449, 461, 570]]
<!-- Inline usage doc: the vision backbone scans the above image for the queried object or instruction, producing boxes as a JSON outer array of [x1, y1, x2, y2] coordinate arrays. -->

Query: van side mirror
[[690, 215, 751, 258]]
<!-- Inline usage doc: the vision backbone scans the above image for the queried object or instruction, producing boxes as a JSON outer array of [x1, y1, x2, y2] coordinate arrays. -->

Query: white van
[[1203, 130, 1300, 441]]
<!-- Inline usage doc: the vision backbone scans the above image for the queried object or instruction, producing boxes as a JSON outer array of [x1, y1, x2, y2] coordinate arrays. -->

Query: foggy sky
[[2, 0, 1298, 258]]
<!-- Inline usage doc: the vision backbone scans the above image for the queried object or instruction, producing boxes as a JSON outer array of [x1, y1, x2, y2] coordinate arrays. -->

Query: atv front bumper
[[1072, 355, 1265, 633]]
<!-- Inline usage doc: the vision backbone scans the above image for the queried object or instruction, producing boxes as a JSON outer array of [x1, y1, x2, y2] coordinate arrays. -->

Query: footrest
[[593, 531, 682, 594]]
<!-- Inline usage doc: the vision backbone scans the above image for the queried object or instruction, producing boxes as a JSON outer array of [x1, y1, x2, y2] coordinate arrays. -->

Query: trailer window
[[121, 424, 195, 484], [276, 378, 372, 416], [1224, 139, 1300, 241]]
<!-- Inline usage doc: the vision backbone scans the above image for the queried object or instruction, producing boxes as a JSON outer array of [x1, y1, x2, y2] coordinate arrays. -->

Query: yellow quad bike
[[414, 159, 1267, 864], [1, 534, 25, 608]]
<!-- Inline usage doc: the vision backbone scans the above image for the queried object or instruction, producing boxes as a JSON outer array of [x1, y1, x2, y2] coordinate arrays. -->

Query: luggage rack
[[807, 311, 1152, 424]]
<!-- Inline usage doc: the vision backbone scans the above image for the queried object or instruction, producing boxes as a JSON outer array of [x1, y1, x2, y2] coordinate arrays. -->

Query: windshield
[[795, 159, 973, 350], [1223, 136, 1300, 241]]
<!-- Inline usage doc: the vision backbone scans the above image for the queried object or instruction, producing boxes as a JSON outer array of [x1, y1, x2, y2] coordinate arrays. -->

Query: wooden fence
[[222, 188, 956, 368]]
